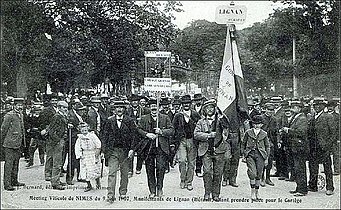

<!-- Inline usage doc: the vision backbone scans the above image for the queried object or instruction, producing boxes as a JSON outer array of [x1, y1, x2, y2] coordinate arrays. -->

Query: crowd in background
[[0, 91, 339, 202]]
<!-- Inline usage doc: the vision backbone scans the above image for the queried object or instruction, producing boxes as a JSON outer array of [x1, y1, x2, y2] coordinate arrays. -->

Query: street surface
[[1, 151, 340, 209]]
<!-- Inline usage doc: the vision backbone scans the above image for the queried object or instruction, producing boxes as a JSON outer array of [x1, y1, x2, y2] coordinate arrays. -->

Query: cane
[[68, 127, 72, 178]]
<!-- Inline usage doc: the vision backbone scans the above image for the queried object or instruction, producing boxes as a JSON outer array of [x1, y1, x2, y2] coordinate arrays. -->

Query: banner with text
[[144, 77, 172, 92]]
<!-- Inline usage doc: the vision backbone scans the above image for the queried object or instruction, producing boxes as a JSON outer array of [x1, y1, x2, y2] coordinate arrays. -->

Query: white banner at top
[[144, 51, 172, 58]]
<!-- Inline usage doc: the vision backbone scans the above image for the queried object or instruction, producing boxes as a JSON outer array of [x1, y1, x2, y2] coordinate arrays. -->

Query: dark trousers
[[3, 147, 21, 188], [202, 151, 225, 197], [227, 133, 240, 184], [262, 146, 274, 180], [65, 146, 80, 182], [286, 148, 296, 179], [293, 151, 307, 194], [28, 138, 45, 165], [246, 150, 265, 180], [107, 148, 129, 199], [45, 144, 64, 186], [129, 152, 145, 173], [277, 146, 289, 177], [195, 155, 203, 173], [145, 146, 168, 194], [308, 148, 334, 191], [333, 141, 340, 173]]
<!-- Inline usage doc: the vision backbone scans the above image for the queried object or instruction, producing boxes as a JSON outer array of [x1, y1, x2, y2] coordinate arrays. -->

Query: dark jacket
[[242, 128, 270, 160], [102, 115, 138, 156], [172, 110, 201, 142], [309, 112, 336, 152], [1, 110, 25, 149], [46, 112, 68, 150], [39, 106, 57, 131], [261, 114, 279, 147], [287, 113, 308, 153], [137, 113, 174, 155]]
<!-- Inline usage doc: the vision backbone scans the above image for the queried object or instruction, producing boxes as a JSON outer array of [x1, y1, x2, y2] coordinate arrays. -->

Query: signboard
[[144, 77, 172, 92], [144, 51, 171, 58], [215, 5, 247, 25]]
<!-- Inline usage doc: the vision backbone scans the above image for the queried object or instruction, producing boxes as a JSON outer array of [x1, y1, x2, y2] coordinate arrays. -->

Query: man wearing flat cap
[[45, 100, 69, 190], [194, 99, 231, 201], [281, 101, 308, 196], [307, 99, 336, 196], [87, 96, 105, 136], [1, 98, 26, 191], [102, 100, 139, 203], [172, 95, 201, 191], [137, 98, 174, 198]]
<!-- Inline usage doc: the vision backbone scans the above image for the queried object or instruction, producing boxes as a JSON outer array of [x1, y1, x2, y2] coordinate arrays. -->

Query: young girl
[[242, 115, 270, 200], [75, 122, 102, 192]]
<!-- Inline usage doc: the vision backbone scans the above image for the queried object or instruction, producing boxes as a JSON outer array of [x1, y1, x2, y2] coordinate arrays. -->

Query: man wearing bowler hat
[[137, 98, 174, 198], [307, 99, 336, 196], [1, 98, 26, 191], [102, 100, 139, 203], [173, 95, 201, 191], [281, 101, 308, 196]]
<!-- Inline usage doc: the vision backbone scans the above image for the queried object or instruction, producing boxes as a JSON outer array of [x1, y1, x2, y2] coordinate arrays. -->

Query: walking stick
[[101, 156, 104, 178], [68, 127, 72, 178]]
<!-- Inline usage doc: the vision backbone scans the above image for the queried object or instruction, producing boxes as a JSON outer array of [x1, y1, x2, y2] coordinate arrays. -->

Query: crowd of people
[[0, 91, 339, 203]]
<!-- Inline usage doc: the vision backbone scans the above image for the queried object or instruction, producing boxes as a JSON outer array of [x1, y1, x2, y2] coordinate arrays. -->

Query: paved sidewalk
[[1, 153, 340, 209]]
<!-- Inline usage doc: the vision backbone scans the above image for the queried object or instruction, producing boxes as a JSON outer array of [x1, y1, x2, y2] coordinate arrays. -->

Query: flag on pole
[[216, 24, 248, 133]]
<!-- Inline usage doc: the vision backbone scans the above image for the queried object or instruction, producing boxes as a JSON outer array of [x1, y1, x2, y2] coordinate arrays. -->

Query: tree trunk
[[16, 64, 27, 98]]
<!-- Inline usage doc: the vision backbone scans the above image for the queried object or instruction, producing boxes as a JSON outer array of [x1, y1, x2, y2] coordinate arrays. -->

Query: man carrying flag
[[217, 24, 249, 188]]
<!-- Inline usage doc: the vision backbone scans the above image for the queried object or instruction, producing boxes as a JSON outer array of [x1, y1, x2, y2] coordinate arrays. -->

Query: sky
[[172, 1, 283, 30]]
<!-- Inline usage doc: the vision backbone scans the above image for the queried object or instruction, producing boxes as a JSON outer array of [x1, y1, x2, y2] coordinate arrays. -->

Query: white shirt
[[315, 111, 324, 120], [116, 116, 123, 128], [183, 110, 191, 123], [253, 128, 261, 136], [195, 105, 202, 113]]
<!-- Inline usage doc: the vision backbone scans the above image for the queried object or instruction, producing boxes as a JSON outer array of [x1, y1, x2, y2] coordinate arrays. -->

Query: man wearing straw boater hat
[[102, 100, 139, 204]]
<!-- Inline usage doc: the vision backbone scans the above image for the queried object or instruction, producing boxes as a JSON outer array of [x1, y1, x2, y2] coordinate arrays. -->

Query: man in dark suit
[[1, 98, 26, 191], [126, 94, 151, 176], [194, 99, 231, 201], [260, 103, 279, 186], [137, 98, 174, 198], [173, 95, 201, 191], [102, 100, 138, 204], [45, 101, 69, 190], [65, 102, 86, 185], [87, 96, 104, 136], [282, 101, 308, 196], [308, 99, 336, 196]]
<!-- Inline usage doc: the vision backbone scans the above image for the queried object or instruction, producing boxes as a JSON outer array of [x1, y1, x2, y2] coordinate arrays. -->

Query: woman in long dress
[[75, 122, 102, 192]]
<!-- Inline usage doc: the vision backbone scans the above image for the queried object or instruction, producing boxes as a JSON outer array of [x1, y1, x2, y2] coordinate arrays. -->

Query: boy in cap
[[242, 115, 270, 200]]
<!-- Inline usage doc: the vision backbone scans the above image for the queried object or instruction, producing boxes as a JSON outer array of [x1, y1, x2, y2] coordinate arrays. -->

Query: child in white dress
[[75, 122, 102, 192]]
